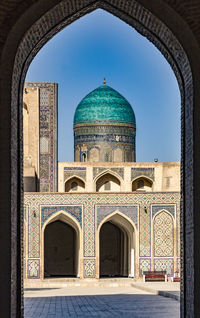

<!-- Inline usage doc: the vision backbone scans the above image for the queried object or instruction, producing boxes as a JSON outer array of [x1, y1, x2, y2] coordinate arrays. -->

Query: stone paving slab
[[131, 282, 180, 301], [24, 286, 180, 317]]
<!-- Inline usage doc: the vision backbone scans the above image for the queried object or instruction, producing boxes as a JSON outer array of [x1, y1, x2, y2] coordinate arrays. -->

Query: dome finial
[[103, 77, 106, 85]]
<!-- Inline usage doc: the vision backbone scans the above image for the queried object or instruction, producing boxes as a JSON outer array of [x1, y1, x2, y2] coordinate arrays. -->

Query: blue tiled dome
[[74, 85, 136, 125]]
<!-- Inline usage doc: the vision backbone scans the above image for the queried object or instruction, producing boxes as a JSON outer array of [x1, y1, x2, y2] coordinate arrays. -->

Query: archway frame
[[152, 209, 176, 260], [64, 175, 86, 192], [132, 175, 154, 191], [131, 175, 154, 185], [94, 169, 123, 192], [97, 211, 138, 279], [1, 0, 198, 316], [41, 210, 83, 279]]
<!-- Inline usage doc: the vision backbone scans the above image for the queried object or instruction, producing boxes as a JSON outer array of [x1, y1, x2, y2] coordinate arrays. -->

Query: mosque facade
[[23, 82, 180, 281]]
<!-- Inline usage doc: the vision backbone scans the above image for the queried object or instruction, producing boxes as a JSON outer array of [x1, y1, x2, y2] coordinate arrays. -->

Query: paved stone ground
[[24, 286, 180, 317]]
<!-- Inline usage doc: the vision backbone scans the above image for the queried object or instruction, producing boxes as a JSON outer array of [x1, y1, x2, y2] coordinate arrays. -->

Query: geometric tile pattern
[[27, 259, 40, 279], [83, 259, 96, 278], [96, 205, 138, 228], [28, 207, 40, 258], [24, 192, 180, 278], [64, 167, 86, 182], [131, 167, 154, 181], [152, 205, 175, 218], [153, 211, 174, 257], [140, 205, 151, 257], [154, 258, 174, 276], [139, 258, 151, 277], [93, 167, 124, 180], [41, 206, 82, 228]]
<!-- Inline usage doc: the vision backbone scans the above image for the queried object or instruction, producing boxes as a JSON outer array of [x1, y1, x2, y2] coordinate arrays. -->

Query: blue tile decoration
[[131, 168, 154, 181], [74, 85, 136, 125], [152, 205, 175, 218], [97, 205, 138, 228], [41, 206, 82, 228]]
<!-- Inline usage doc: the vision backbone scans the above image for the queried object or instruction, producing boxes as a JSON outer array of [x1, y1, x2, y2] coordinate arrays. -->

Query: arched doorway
[[42, 211, 81, 279], [44, 220, 76, 277], [100, 221, 128, 277], [96, 172, 121, 192], [99, 213, 136, 278]]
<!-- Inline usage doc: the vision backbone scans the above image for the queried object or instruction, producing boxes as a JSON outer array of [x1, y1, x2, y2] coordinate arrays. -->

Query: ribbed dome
[[74, 85, 136, 125]]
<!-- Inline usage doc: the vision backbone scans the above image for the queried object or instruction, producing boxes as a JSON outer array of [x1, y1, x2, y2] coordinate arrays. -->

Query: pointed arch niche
[[65, 176, 85, 192], [95, 171, 121, 192], [153, 210, 174, 257], [97, 211, 138, 278], [41, 211, 82, 279], [132, 176, 153, 192]]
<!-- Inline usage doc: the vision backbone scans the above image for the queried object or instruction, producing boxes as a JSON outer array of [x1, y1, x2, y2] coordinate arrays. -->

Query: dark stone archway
[[44, 221, 76, 277], [0, 1, 200, 317], [100, 222, 128, 277]]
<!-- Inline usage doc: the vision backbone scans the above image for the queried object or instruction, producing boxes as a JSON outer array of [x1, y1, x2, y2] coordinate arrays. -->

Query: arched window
[[82, 152, 86, 162]]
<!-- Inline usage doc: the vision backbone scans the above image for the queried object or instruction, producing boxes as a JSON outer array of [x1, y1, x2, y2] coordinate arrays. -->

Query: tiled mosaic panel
[[41, 206, 82, 228], [131, 168, 154, 181], [83, 204, 95, 257], [28, 206, 40, 258], [27, 259, 40, 279], [139, 258, 151, 277], [154, 258, 174, 276], [152, 205, 175, 218], [97, 205, 138, 228], [64, 167, 86, 182], [24, 192, 180, 262], [139, 206, 151, 257], [93, 167, 124, 180], [83, 259, 96, 278], [154, 211, 174, 257]]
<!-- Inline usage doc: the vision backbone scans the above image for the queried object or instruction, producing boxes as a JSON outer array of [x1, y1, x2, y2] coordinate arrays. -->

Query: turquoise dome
[[74, 85, 136, 125]]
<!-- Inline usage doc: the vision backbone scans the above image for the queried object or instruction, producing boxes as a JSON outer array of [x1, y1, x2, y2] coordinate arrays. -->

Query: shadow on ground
[[24, 293, 180, 318]]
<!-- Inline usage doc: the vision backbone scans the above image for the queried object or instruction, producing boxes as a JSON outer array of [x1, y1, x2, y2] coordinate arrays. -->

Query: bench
[[143, 271, 167, 282], [172, 277, 180, 282]]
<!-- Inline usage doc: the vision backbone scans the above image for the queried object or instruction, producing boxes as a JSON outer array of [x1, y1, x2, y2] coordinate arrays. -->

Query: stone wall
[[24, 83, 58, 192], [58, 161, 180, 193]]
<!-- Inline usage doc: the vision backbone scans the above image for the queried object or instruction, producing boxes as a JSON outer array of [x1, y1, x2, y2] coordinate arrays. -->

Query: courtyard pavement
[[24, 285, 180, 318]]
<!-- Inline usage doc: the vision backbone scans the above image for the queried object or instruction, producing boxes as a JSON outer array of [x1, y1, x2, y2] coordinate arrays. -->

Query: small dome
[[74, 84, 136, 125]]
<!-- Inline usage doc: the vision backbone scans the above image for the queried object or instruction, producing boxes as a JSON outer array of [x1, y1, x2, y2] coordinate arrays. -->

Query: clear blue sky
[[25, 9, 181, 163]]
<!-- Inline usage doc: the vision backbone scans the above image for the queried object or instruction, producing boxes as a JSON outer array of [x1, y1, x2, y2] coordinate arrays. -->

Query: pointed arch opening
[[96, 172, 121, 192], [99, 212, 136, 278], [43, 212, 81, 278], [132, 176, 153, 192], [65, 176, 85, 192]]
